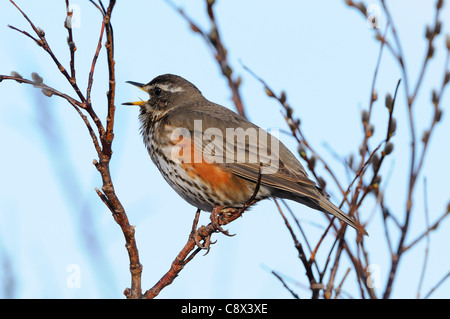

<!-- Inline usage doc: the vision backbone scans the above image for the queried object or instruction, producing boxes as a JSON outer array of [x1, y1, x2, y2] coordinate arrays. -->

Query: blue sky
[[0, 0, 449, 298]]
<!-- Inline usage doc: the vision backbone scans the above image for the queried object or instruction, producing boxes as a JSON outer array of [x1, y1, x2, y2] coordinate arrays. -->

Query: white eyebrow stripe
[[156, 84, 185, 93]]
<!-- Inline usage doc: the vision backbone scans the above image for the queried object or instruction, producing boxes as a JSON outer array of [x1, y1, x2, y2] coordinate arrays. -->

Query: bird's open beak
[[122, 81, 147, 106]]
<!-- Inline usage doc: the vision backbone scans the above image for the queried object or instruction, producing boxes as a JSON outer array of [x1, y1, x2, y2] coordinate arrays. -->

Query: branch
[[9, 0, 86, 103], [0, 74, 83, 108], [271, 271, 300, 299], [145, 165, 264, 298], [3, 0, 143, 299], [165, 0, 247, 118], [424, 271, 450, 299], [273, 198, 321, 298], [143, 203, 256, 299]]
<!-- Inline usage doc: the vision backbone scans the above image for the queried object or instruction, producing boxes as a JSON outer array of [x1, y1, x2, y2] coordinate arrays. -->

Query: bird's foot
[[210, 206, 238, 237], [194, 225, 217, 255]]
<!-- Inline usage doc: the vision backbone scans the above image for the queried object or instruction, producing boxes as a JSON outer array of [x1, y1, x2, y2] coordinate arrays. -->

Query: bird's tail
[[317, 197, 368, 236]]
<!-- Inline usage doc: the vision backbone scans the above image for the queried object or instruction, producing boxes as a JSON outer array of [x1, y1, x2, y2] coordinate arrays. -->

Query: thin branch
[[416, 178, 431, 298], [9, 0, 86, 103], [271, 271, 300, 299], [0, 75, 83, 108], [424, 271, 450, 299], [86, 21, 105, 106], [165, 0, 247, 118], [403, 204, 450, 252], [334, 267, 351, 299], [65, 0, 76, 80], [273, 198, 321, 299], [7, 25, 40, 44], [323, 237, 345, 299]]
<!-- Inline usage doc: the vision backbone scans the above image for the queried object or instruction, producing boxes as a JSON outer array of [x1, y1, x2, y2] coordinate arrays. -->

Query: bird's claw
[[210, 206, 237, 237], [194, 225, 217, 255], [192, 206, 245, 254]]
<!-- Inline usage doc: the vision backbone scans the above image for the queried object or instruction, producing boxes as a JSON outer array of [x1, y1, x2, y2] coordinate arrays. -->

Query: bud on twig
[[371, 153, 380, 171], [221, 64, 232, 77], [359, 145, 365, 156], [435, 108, 443, 122], [297, 144, 307, 159], [422, 130, 430, 143], [36, 27, 45, 37], [385, 93, 393, 111], [66, 36, 77, 51], [372, 174, 381, 187], [388, 117, 397, 136], [11, 71, 23, 83], [361, 109, 369, 123], [31, 72, 43, 84], [265, 87, 275, 98], [235, 76, 242, 87], [383, 142, 394, 156], [41, 89, 53, 97], [372, 89, 378, 102], [432, 89, 439, 106], [366, 124, 374, 137], [209, 28, 218, 44], [348, 153, 354, 169], [285, 104, 293, 118], [425, 25, 433, 39], [444, 71, 450, 85], [65, 14, 73, 29], [435, 21, 442, 35], [280, 90, 287, 104], [427, 44, 435, 59], [189, 23, 200, 33]]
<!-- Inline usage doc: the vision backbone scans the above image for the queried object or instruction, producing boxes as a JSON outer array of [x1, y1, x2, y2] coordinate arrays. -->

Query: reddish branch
[[144, 165, 263, 298], [143, 203, 258, 299]]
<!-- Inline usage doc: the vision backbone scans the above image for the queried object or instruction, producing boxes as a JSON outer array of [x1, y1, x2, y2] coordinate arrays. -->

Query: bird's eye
[[154, 87, 162, 96]]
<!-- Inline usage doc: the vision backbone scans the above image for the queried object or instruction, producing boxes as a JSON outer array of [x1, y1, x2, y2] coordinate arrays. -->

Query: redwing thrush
[[124, 74, 367, 236]]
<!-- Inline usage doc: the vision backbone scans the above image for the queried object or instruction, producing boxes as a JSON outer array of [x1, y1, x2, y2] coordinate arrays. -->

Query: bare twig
[[334, 267, 351, 299], [271, 271, 300, 299], [424, 271, 450, 299], [164, 0, 247, 118], [9, 0, 86, 103], [64, 0, 76, 80], [273, 198, 321, 298], [403, 204, 450, 252], [416, 178, 431, 298], [0, 75, 83, 108]]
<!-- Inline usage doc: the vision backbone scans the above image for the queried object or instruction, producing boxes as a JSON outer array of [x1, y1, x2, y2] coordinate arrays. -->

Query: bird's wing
[[166, 102, 319, 200]]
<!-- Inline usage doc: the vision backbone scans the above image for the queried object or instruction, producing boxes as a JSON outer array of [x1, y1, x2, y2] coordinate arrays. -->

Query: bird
[[123, 74, 367, 236]]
